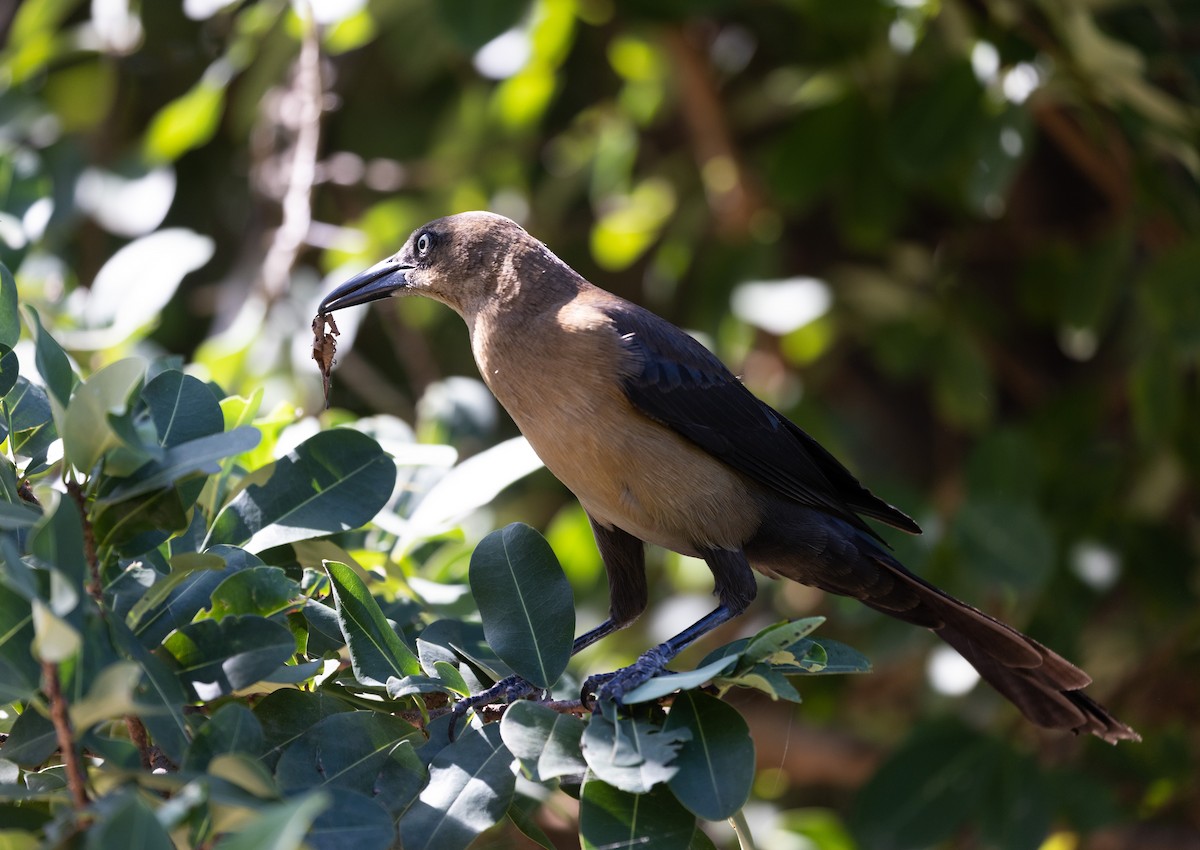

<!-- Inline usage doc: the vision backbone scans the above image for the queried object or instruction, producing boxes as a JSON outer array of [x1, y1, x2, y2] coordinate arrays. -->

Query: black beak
[[319, 257, 411, 313]]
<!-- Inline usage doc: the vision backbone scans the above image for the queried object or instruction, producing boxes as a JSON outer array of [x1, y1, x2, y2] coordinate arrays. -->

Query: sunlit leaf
[[398, 723, 517, 850], [144, 73, 226, 163], [469, 523, 573, 690], [499, 700, 587, 782], [325, 560, 421, 684], [213, 790, 331, 850], [207, 429, 396, 553], [160, 614, 296, 698], [580, 710, 690, 795], [62, 358, 146, 473], [0, 263, 18, 348]]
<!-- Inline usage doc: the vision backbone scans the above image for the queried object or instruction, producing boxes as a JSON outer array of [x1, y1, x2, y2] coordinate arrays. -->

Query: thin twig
[[65, 480, 101, 603], [42, 661, 89, 808], [125, 715, 152, 771]]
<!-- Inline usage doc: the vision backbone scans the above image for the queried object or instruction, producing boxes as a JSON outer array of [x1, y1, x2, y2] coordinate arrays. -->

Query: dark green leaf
[[434, 0, 528, 50], [0, 263, 17, 349], [469, 522, 574, 689], [304, 787, 397, 850], [888, 62, 983, 178], [662, 692, 754, 821], [399, 723, 517, 850], [184, 703, 264, 771], [98, 427, 261, 504], [580, 710, 690, 794], [142, 370, 224, 447], [107, 617, 190, 763], [160, 614, 296, 699], [22, 306, 76, 410], [29, 495, 88, 592], [325, 560, 421, 684], [7, 377, 58, 470], [580, 775, 696, 850], [254, 689, 354, 771], [0, 582, 38, 702], [499, 700, 587, 782], [206, 429, 396, 552], [0, 345, 18, 400], [0, 498, 41, 530], [131, 546, 260, 645], [276, 711, 425, 815], [1, 706, 57, 767], [213, 790, 331, 850], [85, 792, 174, 850]]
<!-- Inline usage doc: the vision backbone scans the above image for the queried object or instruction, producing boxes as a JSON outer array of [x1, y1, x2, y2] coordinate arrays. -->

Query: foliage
[[2, 0, 1198, 847]]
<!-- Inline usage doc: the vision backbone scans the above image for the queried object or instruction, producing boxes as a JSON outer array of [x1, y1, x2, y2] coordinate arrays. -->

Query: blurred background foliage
[[1, 0, 1198, 846]]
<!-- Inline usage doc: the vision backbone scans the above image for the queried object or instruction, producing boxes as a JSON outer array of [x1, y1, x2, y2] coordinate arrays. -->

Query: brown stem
[[125, 715, 152, 771], [42, 660, 89, 808], [65, 480, 102, 603]]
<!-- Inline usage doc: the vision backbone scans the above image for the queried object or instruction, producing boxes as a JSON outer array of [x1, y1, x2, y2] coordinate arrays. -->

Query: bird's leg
[[584, 547, 756, 707]]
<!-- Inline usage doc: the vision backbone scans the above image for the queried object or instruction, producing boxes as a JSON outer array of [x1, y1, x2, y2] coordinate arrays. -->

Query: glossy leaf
[[398, 723, 518, 850], [499, 700, 587, 782], [0, 582, 38, 702], [206, 429, 396, 552], [213, 791, 331, 850], [254, 689, 354, 771], [581, 710, 690, 794], [0, 345, 18, 400], [276, 711, 425, 815], [469, 522, 574, 690], [325, 560, 421, 684], [99, 427, 260, 504], [185, 703, 265, 771], [580, 775, 696, 850], [62, 358, 146, 473], [22, 306, 76, 411], [0, 262, 17, 348], [662, 691, 754, 821], [303, 787, 397, 850]]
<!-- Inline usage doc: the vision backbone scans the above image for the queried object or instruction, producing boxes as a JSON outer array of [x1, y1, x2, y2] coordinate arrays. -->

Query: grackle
[[319, 212, 1138, 743]]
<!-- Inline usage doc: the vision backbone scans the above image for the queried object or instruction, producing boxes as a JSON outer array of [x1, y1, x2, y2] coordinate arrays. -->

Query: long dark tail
[[748, 512, 1140, 744]]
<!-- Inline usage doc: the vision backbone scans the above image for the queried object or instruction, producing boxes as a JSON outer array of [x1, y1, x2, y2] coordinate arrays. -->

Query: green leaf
[[22, 306, 76, 412], [160, 614, 296, 699], [887, 62, 983, 178], [499, 700, 588, 782], [0, 498, 42, 530], [469, 523, 574, 690], [398, 723, 518, 850], [620, 654, 738, 705], [107, 617, 191, 763], [213, 790, 331, 850], [0, 263, 18, 348], [99, 427, 260, 505], [580, 775, 696, 850], [276, 711, 426, 815], [0, 582, 38, 702], [84, 792, 174, 850], [254, 689, 354, 771], [206, 429, 396, 552], [741, 618, 826, 667], [31, 598, 80, 662], [29, 494, 88, 594], [143, 75, 225, 163], [6, 378, 58, 471], [0, 345, 18, 400], [143, 370, 224, 446], [0, 705, 57, 767], [580, 710, 690, 794], [325, 560, 421, 684], [69, 660, 142, 731], [62, 358, 146, 473], [662, 692, 754, 821], [184, 703, 265, 771], [434, 0, 528, 50], [294, 787, 395, 850], [131, 546, 258, 645], [197, 566, 302, 621]]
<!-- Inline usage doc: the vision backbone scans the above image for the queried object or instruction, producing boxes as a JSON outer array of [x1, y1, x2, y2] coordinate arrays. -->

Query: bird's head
[[319, 211, 572, 320]]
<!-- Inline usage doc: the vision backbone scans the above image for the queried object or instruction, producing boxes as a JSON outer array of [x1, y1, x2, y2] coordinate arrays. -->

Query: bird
[[318, 211, 1138, 744]]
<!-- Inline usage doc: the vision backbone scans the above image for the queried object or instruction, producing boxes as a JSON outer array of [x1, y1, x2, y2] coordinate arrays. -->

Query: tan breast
[[469, 292, 762, 554]]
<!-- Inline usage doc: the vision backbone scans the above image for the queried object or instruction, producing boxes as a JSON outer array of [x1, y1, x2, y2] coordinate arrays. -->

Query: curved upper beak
[[319, 256, 412, 313]]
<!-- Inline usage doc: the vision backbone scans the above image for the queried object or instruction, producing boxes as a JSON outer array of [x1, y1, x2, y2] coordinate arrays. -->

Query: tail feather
[[873, 555, 1140, 744], [745, 509, 1139, 743]]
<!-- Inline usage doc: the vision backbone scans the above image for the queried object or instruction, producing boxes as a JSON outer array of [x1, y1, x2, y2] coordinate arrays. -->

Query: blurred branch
[[42, 661, 89, 809], [256, 13, 324, 303], [662, 25, 763, 239]]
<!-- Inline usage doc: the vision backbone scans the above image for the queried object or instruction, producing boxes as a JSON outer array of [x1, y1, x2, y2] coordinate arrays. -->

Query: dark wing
[[606, 302, 920, 539]]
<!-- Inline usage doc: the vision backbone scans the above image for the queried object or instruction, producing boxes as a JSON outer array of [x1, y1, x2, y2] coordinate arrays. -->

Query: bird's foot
[[581, 644, 674, 709], [448, 675, 542, 738]]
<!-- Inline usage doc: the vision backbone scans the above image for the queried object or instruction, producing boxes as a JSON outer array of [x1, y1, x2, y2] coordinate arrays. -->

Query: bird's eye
[[416, 233, 431, 255]]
